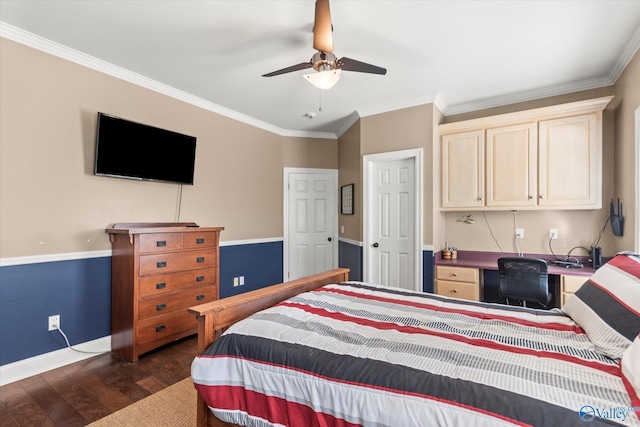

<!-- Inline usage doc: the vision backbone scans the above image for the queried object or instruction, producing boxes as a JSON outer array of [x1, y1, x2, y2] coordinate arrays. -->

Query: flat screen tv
[[94, 112, 197, 185]]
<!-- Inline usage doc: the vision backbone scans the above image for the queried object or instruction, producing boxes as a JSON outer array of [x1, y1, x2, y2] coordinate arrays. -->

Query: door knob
[[372, 242, 379, 248], [328, 237, 332, 242]]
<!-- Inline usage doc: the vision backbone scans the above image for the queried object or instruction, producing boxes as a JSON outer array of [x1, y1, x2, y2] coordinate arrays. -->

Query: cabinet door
[[442, 130, 484, 209], [486, 122, 537, 207], [538, 113, 600, 208]]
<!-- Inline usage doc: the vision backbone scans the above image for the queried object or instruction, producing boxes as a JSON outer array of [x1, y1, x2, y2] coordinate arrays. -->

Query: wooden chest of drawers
[[107, 222, 223, 362]]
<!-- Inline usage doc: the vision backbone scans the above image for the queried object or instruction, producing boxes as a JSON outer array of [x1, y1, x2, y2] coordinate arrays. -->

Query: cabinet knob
[[196, 238, 205, 244], [539, 195, 545, 199], [156, 282, 166, 289], [157, 261, 167, 268], [196, 294, 205, 300], [156, 303, 167, 311], [452, 273, 458, 277], [196, 257, 205, 263], [478, 197, 483, 201], [155, 324, 166, 333], [528, 195, 533, 199], [156, 241, 167, 247], [453, 289, 458, 293], [196, 276, 205, 282]]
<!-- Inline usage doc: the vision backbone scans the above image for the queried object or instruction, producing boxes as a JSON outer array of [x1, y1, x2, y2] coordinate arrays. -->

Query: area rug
[[88, 377, 196, 426]]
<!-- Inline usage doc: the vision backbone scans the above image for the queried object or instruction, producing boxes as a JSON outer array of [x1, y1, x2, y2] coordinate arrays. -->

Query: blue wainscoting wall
[[0, 241, 284, 367], [338, 240, 363, 281], [0, 257, 112, 366], [219, 241, 283, 298]]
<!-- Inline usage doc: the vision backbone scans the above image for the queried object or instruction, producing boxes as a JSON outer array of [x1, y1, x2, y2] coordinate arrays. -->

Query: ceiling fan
[[262, 0, 386, 89]]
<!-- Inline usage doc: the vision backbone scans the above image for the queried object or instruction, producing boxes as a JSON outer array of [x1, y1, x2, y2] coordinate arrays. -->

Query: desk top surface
[[435, 250, 596, 277]]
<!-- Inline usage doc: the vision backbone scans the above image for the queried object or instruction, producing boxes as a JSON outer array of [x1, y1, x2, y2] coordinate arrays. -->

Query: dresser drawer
[[138, 267, 216, 297], [138, 233, 183, 253], [182, 231, 217, 250], [436, 266, 479, 283], [436, 280, 479, 301], [138, 285, 217, 321], [137, 310, 197, 347], [139, 250, 216, 276]]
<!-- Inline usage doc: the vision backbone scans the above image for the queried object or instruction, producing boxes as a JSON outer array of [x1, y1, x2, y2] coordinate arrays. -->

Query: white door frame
[[283, 167, 339, 281], [363, 149, 423, 291]]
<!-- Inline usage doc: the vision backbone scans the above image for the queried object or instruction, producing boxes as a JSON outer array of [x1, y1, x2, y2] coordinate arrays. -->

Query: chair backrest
[[497, 257, 551, 306]]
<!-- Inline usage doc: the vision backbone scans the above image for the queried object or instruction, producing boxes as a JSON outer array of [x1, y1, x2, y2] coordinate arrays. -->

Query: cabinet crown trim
[[439, 96, 613, 134]]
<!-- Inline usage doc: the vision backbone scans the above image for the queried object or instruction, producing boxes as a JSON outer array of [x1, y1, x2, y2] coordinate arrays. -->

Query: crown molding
[[608, 25, 640, 84], [0, 22, 333, 139], [335, 111, 361, 138]]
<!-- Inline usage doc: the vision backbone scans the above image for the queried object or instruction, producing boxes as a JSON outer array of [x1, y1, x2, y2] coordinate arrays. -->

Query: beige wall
[[337, 120, 362, 241], [283, 136, 337, 169], [613, 49, 640, 252], [0, 38, 337, 258]]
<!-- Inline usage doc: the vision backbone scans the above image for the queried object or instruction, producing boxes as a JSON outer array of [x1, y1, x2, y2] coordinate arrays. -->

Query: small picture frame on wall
[[341, 184, 354, 215]]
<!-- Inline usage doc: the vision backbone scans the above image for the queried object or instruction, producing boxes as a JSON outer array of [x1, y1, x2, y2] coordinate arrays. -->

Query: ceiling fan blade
[[313, 0, 333, 53], [336, 57, 387, 75], [262, 62, 313, 77]]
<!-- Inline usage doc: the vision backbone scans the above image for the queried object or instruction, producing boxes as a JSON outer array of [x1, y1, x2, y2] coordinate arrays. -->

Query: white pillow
[[562, 254, 640, 358]]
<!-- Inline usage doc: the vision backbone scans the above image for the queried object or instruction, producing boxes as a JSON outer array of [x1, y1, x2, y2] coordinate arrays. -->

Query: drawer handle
[[196, 257, 205, 263], [155, 324, 166, 333], [452, 273, 458, 277], [156, 282, 166, 289], [453, 289, 458, 293], [156, 303, 167, 311], [156, 241, 167, 247], [157, 261, 167, 268], [196, 238, 205, 244], [196, 276, 205, 282], [196, 294, 205, 301]]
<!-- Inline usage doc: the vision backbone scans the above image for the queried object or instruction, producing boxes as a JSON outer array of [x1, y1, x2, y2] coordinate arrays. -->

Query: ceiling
[[1, 1, 639, 138]]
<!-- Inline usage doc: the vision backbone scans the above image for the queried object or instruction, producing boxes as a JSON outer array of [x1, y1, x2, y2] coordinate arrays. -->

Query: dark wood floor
[[0, 335, 198, 427]]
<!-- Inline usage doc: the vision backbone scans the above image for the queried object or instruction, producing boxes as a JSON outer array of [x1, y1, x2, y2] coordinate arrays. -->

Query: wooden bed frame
[[188, 268, 350, 427]]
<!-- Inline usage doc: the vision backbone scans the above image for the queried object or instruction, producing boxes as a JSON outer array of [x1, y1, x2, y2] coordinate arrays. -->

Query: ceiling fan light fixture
[[303, 69, 341, 90]]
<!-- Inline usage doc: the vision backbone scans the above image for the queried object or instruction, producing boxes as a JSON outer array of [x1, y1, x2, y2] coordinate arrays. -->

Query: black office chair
[[497, 257, 552, 308]]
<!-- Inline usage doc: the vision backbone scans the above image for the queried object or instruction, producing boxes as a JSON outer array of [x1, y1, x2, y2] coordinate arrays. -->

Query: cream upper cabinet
[[486, 122, 538, 208], [538, 113, 600, 208], [442, 130, 484, 208], [439, 96, 612, 211]]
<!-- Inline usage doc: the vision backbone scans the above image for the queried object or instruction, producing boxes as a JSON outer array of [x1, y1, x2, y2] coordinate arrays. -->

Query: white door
[[364, 150, 422, 291], [285, 169, 338, 280]]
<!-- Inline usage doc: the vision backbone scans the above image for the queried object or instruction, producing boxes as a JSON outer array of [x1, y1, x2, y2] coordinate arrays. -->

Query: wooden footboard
[[188, 268, 350, 427]]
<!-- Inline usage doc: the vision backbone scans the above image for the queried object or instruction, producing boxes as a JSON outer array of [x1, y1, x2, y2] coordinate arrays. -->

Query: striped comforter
[[191, 282, 639, 426]]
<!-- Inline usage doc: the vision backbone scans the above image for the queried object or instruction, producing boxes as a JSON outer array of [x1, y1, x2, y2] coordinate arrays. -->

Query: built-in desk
[[435, 251, 596, 308]]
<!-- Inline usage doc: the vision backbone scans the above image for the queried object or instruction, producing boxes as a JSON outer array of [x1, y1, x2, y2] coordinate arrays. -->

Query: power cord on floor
[[51, 325, 110, 354]]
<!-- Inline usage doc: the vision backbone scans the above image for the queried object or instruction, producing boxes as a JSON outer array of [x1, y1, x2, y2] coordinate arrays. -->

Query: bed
[[190, 255, 640, 427]]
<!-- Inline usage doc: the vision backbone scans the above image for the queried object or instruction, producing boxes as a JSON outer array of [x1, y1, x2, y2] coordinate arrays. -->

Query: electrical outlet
[[550, 228, 558, 239], [233, 277, 239, 287], [239, 276, 245, 286], [48, 314, 60, 331], [515, 228, 524, 238]]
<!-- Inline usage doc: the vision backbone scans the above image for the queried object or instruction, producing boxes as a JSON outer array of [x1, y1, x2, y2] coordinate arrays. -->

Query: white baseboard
[[0, 336, 111, 386]]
